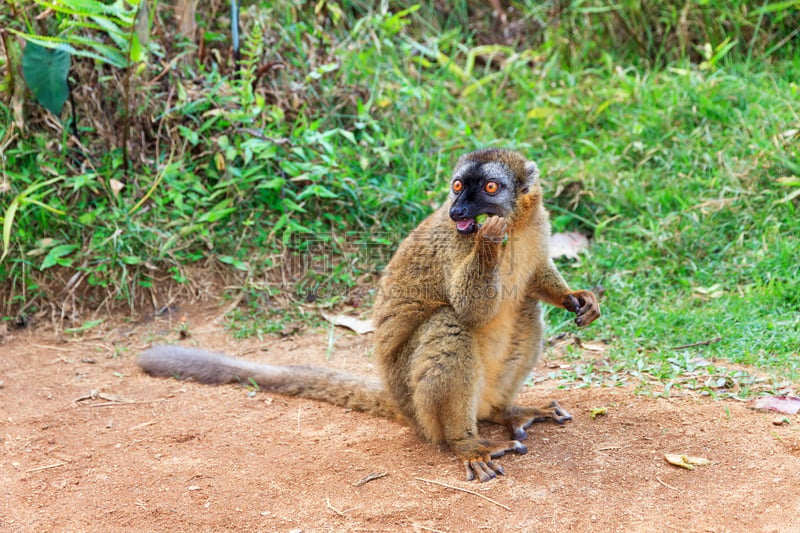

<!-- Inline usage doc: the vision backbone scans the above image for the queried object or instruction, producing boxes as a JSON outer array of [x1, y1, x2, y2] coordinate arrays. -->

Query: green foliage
[[21, 42, 70, 115], [12, 0, 150, 68], [401, 0, 800, 67], [0, 1, 798, 389]]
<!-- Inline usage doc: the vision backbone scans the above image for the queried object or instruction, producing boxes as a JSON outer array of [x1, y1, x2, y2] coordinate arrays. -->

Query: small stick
[[86, 400, 165, 407], [415, 477, 511, 512], [211, 291, 246, 324], [325, 498, 351, 516], [27, 462, 65, 473], [130, 420, 157, 431], [354, 471, 389, 487], [30, 343, 76, 352], [656, 476, 681, 491], [671, 336, 722, 350], [415, 525, 447, 533]]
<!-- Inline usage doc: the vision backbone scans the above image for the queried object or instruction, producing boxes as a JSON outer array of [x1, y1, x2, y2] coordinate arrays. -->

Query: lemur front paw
[[563, 290, 601, 327], [477, 215, 507, 244]]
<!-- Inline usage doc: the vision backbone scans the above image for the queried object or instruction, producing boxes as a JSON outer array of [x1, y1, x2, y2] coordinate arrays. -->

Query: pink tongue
[[456, 219, 474, 231]]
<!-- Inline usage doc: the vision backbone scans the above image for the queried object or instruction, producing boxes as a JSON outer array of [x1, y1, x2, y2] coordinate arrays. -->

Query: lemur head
[[448, 148, 540, 235]]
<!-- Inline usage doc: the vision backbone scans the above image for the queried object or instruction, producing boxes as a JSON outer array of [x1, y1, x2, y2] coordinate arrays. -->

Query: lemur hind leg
[[485, 298, 573, 441], [410, 307, 527, 482]]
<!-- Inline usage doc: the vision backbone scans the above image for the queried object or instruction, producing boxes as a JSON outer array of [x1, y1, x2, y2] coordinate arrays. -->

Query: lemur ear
[[521, 161, 539, 193]]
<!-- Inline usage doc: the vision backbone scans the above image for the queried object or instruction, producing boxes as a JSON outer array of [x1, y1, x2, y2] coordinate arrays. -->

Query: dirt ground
[[2, 307, 800, 533]]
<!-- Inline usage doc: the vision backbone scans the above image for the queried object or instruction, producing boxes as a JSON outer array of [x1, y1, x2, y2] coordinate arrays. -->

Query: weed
[[0, 1, 797, 394]]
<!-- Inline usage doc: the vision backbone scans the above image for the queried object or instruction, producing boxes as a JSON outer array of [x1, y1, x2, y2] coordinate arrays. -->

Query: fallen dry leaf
[[549, 232, 589, 260], [748, 396, 800, 415], [590, 407, 607, 420], [665, 454, 711, 470], [109, 178, 124, 197], [321, 312, 375, 335], [692, 284, 724, 300], [582, 341, 608, 353]]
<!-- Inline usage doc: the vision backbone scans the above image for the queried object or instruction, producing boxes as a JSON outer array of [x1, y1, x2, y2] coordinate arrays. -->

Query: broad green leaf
[[41, 244, 79, 270], [22, 42, 71, 116]]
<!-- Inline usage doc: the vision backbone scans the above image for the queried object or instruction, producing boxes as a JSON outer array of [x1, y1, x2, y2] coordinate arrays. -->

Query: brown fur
[[137, 148, 600, 482], [372, 148, 599, 481]]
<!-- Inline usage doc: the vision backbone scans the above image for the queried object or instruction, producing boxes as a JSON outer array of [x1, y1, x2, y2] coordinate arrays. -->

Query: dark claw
[[477, 462, 496, 482], [487, 461, 504, 476], [566, 294, 580, 313], [512, 441, 528, 455], [465, 460, 497, 482], [465, 463, 475, 481], [552, 401, 574, 423]]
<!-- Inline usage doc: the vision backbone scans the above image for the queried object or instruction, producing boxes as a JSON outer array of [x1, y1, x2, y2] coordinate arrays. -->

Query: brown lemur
[[138, 148, 600, 482]]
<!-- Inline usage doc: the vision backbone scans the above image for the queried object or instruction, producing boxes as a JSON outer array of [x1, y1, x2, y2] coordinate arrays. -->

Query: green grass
[[1, 1, 798, 394]]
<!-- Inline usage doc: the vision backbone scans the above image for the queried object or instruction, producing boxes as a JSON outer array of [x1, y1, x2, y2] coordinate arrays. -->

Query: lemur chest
[[474, 302, 523, 418], [474, 226, 543, 414]]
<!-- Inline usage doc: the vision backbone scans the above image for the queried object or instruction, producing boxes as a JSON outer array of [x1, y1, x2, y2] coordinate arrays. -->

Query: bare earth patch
[[2, 310, 799, 532]]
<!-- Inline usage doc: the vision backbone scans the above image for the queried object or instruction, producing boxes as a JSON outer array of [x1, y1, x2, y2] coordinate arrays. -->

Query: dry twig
[[415, 525, 447, 533], [415, 477, 511, 512], [326, 498, 352, 516], [27, 462, 65, 473], [129, 420, 157, 431], [656, 476, 681, 491], [354, 471, 389, 487], [671, 336, 722, 350]]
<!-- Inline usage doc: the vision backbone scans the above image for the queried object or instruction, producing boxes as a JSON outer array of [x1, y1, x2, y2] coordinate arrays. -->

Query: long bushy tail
[[138, 345, 398, 418]]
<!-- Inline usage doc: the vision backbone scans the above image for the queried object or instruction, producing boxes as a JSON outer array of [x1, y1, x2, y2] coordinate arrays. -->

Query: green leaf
[[13, 32, 127, 67], [258, 177, 286, 190], [1, 175, 65, 263], [131, 0, 149, 64], [297, 184, 338, 200], [41, 244, 79, 270], [218, 255, 249, 272], [753, 1, 800, 14], [283, 198, 306, 213], [22, 42, 71, 116], [272, 213, 289, 234], [1, 199, 20, 263], [38, 0, 131, 19], [197, 199, 236, 223], [64, 319, 105, 334]]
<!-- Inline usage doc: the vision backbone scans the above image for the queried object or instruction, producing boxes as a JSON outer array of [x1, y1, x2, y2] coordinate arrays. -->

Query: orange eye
[[452, 180, 463, 193], [484, 181, 499, 194]]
